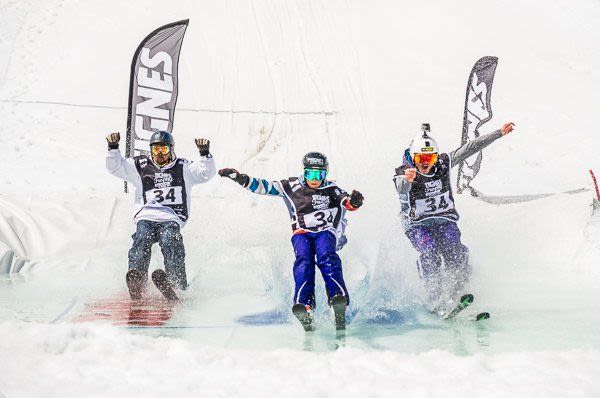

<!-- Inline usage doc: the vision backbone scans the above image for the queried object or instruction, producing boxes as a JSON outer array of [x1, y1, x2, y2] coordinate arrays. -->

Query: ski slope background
[[2, 0, 600, 396]]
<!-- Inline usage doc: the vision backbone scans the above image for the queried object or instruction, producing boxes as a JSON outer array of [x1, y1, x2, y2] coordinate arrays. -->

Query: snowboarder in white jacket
[[105, 131, 216, 298]]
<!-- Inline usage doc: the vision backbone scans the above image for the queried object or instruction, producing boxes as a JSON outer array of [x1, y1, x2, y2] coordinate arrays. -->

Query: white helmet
[[409, 134, 439, 157]]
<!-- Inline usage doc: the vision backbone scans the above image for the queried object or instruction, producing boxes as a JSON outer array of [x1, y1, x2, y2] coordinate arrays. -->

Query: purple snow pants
[[406, 221, 470, 282], [291, 231, 349, 309]]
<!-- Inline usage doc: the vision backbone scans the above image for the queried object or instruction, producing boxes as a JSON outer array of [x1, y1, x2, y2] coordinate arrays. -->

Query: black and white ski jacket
[[106, 149, 216, 227]]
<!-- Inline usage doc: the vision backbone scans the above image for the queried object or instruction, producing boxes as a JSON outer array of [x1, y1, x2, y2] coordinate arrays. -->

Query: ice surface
[[1, 0, 600, 396]]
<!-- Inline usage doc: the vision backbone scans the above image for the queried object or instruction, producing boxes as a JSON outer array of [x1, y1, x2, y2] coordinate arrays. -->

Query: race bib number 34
[[303, 208, 338, 229], [145, 186, 183, 205], [415, 191, 453, 217]]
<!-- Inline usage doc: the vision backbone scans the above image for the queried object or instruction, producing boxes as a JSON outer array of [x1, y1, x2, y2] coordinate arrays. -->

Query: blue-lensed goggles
[[304, 168, 327, 181]]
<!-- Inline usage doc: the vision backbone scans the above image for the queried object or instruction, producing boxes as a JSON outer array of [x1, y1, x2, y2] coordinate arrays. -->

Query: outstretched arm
[[105, 132, 139, 183], [219, 168, 284, 197], [449, 122, 515, 166]]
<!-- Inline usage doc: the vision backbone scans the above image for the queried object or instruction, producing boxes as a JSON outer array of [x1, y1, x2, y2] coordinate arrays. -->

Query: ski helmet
[[302, 152, 328, 170], [149, 130, 175, 147], [409, 132, 439, 157]]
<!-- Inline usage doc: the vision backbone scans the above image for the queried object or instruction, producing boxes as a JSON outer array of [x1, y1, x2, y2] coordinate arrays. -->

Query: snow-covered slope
[[1, 0, 600, 396]]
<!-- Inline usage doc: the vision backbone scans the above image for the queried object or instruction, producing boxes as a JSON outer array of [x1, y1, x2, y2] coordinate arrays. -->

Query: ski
[[292, 304, 314, 332], [126, 269, 144, 300], [331, 294, 347, 331], [151, 269, 178, 301], [442, 293, 474, 320]]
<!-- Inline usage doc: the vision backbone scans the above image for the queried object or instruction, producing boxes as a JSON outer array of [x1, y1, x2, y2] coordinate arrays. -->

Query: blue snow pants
[[128, 220, 187, 289], [291, 231, 349, 308], [406, 221, 470, 282]]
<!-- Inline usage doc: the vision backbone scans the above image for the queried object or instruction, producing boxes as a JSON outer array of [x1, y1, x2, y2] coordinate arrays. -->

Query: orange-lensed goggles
[[413, 153, 438, 165], [151, 144, 171, 155]]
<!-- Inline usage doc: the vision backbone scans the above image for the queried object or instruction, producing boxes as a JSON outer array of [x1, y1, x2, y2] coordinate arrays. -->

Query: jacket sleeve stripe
[[245, 177, 283, 196]]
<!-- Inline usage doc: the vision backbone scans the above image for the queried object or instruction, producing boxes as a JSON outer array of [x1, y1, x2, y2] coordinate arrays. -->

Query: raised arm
[[184, 138, 216, 185], [218, 168, 284, 197], [105, 132, 139, 183], [449, 122, 515, 166]]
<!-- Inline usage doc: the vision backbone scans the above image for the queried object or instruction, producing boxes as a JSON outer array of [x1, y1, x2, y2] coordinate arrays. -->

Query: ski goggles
[[151, 144, 171, 155], [413, 152, 438, 165], [304, 168, 327, 181]]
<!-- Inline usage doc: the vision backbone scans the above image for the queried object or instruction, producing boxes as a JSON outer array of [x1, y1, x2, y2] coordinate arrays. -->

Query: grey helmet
[[149, 130, 175, 147]]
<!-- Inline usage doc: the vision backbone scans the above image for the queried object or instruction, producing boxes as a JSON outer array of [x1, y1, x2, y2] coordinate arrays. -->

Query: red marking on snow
[[75, 293, 177, 327], [590, 170, 600, 201]]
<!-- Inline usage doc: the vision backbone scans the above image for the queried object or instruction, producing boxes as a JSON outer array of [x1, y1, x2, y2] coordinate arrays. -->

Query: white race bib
[[303, 208, 339, 229], [145, 186, 183, 205], [415, 191, 454, 217]]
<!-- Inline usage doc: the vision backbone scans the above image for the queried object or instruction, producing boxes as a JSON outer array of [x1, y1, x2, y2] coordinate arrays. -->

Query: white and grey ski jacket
[[393, 130, 503, 231]]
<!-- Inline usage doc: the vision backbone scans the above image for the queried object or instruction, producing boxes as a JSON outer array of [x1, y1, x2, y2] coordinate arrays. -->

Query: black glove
[[195, 138, 210, 156], [106, 132, 120, 150], [349, 190, 364, 208], [219, 168, 249, 187]]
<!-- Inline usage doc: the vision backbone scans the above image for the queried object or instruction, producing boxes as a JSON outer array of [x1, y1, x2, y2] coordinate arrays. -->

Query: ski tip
[[292, 304, 315, 332], [330, 294, 347, 330], [330, 294, 347, 306], [126, 269, 142, 276], [291, 303, 307, 314], [126, 269, 144, 300], [460, 294, 474, 304], [151, 269, 179, 301], [151, 269, 166, 280], [475, 312, 491, 321]]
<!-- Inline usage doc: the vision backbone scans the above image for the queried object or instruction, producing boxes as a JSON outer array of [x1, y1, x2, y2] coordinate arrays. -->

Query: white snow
[[1, 320, 599, 398], [1, 0, 600, 396]]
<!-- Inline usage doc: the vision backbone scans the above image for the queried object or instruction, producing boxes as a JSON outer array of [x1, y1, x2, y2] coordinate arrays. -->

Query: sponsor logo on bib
[[424, 179, 442, 197], [154, 172, 173, 189], [312, 195, 330, 210]]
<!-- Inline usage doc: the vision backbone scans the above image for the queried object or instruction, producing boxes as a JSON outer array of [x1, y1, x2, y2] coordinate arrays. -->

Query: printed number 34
[[153, 188, 176, 203], [313, 211, 334, 227], [425, 195, 449, 212]]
